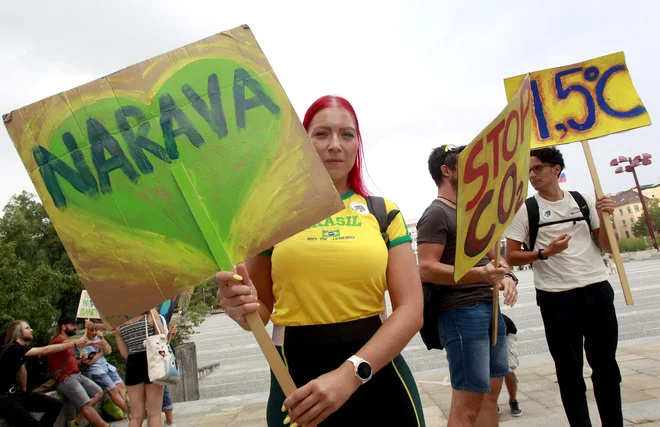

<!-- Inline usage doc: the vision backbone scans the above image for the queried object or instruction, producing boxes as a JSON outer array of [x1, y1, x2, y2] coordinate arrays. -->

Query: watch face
[[357, 362, 372, 379]]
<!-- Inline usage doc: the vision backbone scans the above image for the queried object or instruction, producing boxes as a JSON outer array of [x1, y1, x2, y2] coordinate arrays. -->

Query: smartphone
[[86, 351, 97, 359]]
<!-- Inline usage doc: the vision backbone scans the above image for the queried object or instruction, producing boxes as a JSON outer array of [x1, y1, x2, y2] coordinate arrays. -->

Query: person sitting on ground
[[502, 314, 523, 417], [48, 316, 116, 427], [80, 322, 127, 416], [0, 320, 95, 427]]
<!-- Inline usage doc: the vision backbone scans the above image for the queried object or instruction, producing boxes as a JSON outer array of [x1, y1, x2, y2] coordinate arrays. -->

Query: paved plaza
[[120, 339, 660, 426], [117, 259, 660, 426], [195, 259, 660, 400]]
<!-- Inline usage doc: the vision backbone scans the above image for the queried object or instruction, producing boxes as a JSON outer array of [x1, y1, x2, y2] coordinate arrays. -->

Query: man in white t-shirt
[[503, 147, 622, 427]]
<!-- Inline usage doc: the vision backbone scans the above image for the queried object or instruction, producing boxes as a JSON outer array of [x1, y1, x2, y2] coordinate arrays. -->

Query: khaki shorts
[[56, 373, 101, 409]]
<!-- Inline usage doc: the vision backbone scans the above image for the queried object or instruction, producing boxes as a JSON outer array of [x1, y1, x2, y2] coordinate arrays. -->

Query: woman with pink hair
[[217, 95, 425, 427]]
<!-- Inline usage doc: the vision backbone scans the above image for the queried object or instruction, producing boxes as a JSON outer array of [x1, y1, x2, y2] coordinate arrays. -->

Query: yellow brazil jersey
[[264, 190, 412, 327]]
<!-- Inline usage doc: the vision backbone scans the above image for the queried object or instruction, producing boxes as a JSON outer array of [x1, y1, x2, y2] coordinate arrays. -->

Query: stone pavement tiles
[[119, 341, 660, 427], [417, 340, 660, 427]]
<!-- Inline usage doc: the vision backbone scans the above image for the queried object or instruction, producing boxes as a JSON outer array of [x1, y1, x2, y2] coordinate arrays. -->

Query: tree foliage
[[0, 191, 217, 389], [171, 277, 222, 348], [632, 198, 660, 238]]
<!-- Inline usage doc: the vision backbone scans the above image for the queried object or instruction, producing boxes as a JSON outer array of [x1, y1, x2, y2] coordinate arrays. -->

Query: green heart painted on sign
[[4, 28, 343, 325], [34, 59, 281, 259]]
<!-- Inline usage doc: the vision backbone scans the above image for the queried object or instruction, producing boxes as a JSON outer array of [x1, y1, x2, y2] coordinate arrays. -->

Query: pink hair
[[302, 95, 370, 197]]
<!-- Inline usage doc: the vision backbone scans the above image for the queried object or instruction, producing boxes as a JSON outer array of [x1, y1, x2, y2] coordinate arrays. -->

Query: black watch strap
[[504, 272, 519, 285], [538, 249, 548, 260]]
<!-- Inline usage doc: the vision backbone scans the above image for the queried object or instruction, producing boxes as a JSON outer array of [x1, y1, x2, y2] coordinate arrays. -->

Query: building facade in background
[[640, 182, 660, 200], [610, 182, 659, 240]]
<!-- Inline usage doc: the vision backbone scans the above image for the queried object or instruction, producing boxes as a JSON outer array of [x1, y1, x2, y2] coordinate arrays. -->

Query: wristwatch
[[347, 355, 373, 384], [504, 272, 519, 286], [538, 249, 548, 260]]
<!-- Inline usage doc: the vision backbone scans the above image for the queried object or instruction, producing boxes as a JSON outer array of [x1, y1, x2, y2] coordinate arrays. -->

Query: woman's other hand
[[283, 362, 360, 427]]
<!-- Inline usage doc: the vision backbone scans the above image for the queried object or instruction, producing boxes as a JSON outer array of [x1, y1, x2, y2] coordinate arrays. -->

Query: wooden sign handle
[[171, 162, 298, 396], [581, 141, 634, 306], [491, 243, 500, 347], [244, 312, 297, 396]]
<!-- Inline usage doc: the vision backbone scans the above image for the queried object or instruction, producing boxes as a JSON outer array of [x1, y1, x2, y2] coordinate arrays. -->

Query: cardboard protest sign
[[76, 290, 101, 319], [504, 52, 651, 148], [157, 294, 181, 324], [157, 288, 193, 324], [455, 76, 533, 281], [3, 25, 344, 327]]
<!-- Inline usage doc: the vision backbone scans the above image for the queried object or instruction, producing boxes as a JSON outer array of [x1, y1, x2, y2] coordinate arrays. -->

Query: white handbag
[[145, 311, 180, 385]]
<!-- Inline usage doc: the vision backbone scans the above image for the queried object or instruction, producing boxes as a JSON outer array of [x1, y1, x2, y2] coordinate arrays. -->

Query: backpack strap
[[524, 191, 592, 252], [365, 196, 400, 249], [569, 190, 601, 249], [523, 196, 540, 251], [568, 191, 591, 232]]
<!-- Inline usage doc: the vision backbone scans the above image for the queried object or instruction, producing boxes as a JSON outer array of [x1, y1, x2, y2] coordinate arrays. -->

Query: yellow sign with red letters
[[455, 76, 533, 281]]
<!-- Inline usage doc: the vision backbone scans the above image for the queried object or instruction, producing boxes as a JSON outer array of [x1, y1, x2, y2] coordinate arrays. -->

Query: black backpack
[[522, 191, 591, 253], [365, 196, 400, 249], [366, 197, 443, 351], [419, 282, 444, 351], [376, 197, 443, 352]]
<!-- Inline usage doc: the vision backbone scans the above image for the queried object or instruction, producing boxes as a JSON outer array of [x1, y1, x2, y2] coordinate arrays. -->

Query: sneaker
[[509, 399, 523, 417]]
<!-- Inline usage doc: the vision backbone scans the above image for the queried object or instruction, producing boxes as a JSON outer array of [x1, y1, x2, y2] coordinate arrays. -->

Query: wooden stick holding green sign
[[504, 52, 652, 306], [171, 161, 297, 395], [3, 24, 343, 396]]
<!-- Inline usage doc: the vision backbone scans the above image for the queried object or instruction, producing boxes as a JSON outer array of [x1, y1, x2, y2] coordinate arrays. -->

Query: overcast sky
[[1, 0, 659, 221]]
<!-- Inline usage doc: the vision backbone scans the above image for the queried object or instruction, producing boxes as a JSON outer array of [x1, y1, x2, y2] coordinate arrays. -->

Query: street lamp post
[[610, 153, 658, 251]]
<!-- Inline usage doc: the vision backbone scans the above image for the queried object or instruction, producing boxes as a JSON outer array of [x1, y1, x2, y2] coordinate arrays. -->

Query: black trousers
[[0, 391, 62, 427], [267, 316, 424, 426], [537, 281, 622, 427]]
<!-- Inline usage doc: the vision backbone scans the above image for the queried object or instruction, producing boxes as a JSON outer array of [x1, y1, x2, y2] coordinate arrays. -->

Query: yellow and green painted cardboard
[[3, 25, 343, 327], [504, 52, 651, 148]]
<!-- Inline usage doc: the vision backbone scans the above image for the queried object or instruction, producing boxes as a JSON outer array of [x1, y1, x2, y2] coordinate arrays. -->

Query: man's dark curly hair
[[530, 146, 565, 174], [428, 145, 466, 186]]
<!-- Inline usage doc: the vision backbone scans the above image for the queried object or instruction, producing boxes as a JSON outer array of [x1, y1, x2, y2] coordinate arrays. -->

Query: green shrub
[[618, 237, 652, 252]]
